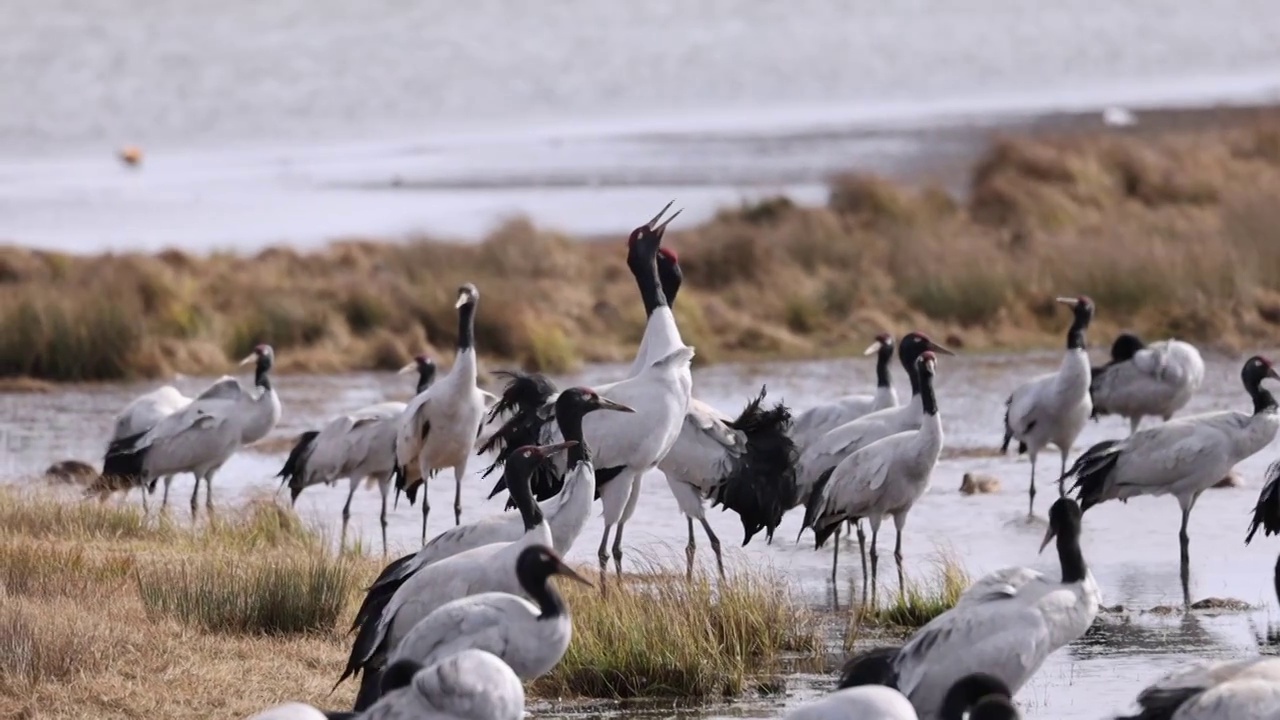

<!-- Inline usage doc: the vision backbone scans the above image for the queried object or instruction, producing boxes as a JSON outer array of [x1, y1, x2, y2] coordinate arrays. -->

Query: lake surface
[[2, 0, 1280, 251], [4, 349, 1280, 718]]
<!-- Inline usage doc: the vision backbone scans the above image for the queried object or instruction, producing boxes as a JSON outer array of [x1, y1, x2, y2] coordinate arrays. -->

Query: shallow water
[[4, 350, 1280, 718], [3, 0, 1280, 250]]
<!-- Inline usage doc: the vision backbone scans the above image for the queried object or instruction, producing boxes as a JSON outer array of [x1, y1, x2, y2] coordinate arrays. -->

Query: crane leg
[[1129, 416, 1141, 435], [611, 523, 626, 580], [597, 524, 613, 594], [205, 474, 215, 513], [140, 484, 149, 514], [190, 475, 201, 519], [894, 525, 905, 600], [341, 478, 359, 553], [1179, 499, 1196, 607], [1027, 456, 1038, 517], [1057, 449, 1069, 497], [869, 526, 880, 608], [830, 522, 841, 587], [378, 478, 390, 558], [453, 467, 464, 526], [699, 518, 724, 580], [161, 476, 172, 512], [685, 517, 697, 580], [856, 521, 868, 603]]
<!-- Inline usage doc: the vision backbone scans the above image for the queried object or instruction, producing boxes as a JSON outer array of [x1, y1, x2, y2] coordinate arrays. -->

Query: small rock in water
[[42, 459, 99, 486], [1146, 605, 1179, 615], [960, 472, 1001, 495], [1212, 471, 1242, 489], [1190, 597, 1251, 612]]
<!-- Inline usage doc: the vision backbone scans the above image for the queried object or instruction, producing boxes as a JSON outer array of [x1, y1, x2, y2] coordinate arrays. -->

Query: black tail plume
[[798, 465, 837, 545], [1116, 687, 1201, 720], [1246, 460, 1280, 545], [1066, 439, 1124, 511], [999, 395, 1014, 453], [837, 645, 901, 690], [97, 431, 150, 493], [480, 371, 560, 498], [708, 387, 798, 545], [351, 665, 384, 712], [276, 430, 319, 501]]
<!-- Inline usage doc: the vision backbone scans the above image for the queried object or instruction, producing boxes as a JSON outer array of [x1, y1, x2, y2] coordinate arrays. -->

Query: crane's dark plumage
[[837, 645, 901, 689], [707, 386, 798, 544], [1246, 460, 1280, 544], [1065, 438, 1124, 512], [276, 430, 320, 501]]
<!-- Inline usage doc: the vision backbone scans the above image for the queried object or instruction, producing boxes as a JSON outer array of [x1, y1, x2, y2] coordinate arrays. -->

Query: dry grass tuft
[[135, 554, 359, 636], [0, 490, 167, 542], [0, 603, 105, 692], [845, 551, 970, 649], [533, 559, 823, 699]]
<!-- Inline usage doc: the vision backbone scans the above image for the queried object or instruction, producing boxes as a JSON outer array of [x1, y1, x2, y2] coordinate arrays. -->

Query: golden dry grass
[[7, 112, 1280, 382], [842, 550, 971, 652], [0, 491, 829, 717]]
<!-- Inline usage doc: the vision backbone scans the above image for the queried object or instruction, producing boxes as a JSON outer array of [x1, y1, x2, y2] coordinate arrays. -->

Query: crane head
[[863, 332, 895, 356], [656, 247, 683, 306], [1055, 295, 1095, 323], [1243, 356, 1280, 387], [916, 351, 938, 377], [238, 343, 274, 368], [627, 200, 682, 255], [455, 283, 480, 309], [1040, 497, 1083, 554], [516, 544, 594, 590]]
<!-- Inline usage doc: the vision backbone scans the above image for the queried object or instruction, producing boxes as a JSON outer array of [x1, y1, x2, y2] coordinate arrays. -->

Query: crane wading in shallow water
[[802, 351, 943, 603], [99, 344, 281, 520], [1001, 296, 1094, 517], [1090, 332, 1205, 435], [395, 284, 487, 540], [1066, 355, 1280, 607], [276, 355, 437, 555]]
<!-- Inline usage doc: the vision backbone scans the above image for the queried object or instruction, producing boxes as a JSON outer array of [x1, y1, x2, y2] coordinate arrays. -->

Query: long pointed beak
[[537, 440, 578, 457], [862, 341, 883, 356], [397, 362, 416, 375], [646, 199, 676, 229], [553, 559, 594, 588], [1039, 525, 1056, 554], [455, 295, 467, 309], [598, 397, 636, 413], [1268, 366, 1280, 382], [238, 354, 256, 366], [653, 208, 683, 235], [1055, 297, 1077, 306], [926, 340, 956, 357]]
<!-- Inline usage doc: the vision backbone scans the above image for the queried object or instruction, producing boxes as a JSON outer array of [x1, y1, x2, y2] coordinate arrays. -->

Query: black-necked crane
[[395, 284, 487, 540], [1067, 356, 1280, 606], [801, 351, 943, 600], [1091, 332, 1205, 434], [876, 498, 1098, 720], [790, 333, 900, 451], [235, 344, 283, 448], [90, 384, 192, 506], [1001, 296, 1094, 516], [785, 671, 1019, 720], [341, 440, 571, 710], [360, 387, 632, 611], [479, 203, 694, 584], [276, 355, 436, 554], [794, 333, 953, 511], [380, 545, 588, 705]]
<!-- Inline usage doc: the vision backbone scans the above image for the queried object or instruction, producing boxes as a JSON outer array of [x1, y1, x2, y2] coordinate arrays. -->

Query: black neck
[[559, 412, 590, 469], [524, 569, 567, 620], [920, 373, 938, 416], [1066, 316, 1088, 351], [509, 471, 544, 531], [971, 699, 1019, 720], [255, 361, 272, 392], [1057, 521, 1087, 584], [457, 302, 476, 352], [415, 370, 434, 394], [660, 267, 681, 309], [1252, 386, 1278, 415], [1274, 554, 1280, 608], [905, 359, 920, 396], [875, 347, 892, 388], [628, 251, 667, 317]]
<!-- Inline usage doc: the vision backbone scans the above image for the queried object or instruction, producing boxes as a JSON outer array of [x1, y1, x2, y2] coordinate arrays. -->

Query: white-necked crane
[[395, 284, 488, 540], [479, 203, 694, 583], [1001, 296, 1094, 516], [381, 545, 588, 703], [801, 351, 943, 600], [340, 440, 571, 711], [276, 355, 437, 554], [355, 650, 524, 720], [854, 498, 1097, 720], [1067, 356, 1280, 606], [1118, 657, 1280, 720], [794, 333, 953, 510], [359, 387, 632, 612], [790, 333, 900, 451], [1091, 332, 1205, 434]]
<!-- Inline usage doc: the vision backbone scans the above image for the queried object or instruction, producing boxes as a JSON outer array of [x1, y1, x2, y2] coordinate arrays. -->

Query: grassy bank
[[0, 491, 828, 718], [5, 111, 1280, 382]]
